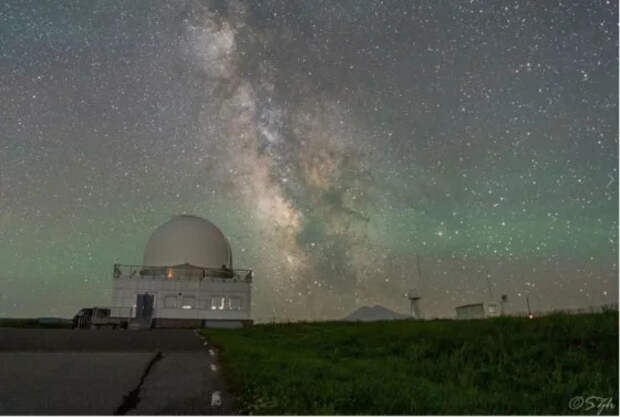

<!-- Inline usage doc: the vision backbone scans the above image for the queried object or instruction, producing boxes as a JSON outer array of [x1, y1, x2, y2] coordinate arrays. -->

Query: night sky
[[1, 0, 617, 320]]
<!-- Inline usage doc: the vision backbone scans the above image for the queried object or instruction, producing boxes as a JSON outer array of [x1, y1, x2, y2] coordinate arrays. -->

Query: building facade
[[110, 215, 252, 328]]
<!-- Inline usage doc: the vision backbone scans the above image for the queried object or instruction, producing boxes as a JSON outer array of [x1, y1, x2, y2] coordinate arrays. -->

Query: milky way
[[0, 0, 617, 320]]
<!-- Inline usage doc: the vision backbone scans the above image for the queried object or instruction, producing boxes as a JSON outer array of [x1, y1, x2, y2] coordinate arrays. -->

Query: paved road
[[0, 352, 153, 415], [0, 328, 206, 351], [0, 329, 232, 415], [129, 351, 228, 415]]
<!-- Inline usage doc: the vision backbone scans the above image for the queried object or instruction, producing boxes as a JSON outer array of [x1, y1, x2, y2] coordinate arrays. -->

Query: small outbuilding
[[455, 302, 501, 319]]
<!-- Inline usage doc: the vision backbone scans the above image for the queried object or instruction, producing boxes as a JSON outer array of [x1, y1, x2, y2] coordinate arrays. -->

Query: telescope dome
[[143, 215, 232, 268]]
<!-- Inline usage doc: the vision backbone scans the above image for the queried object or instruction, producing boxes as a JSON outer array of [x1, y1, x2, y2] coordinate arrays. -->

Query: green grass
[[202, 312, 618, 415]]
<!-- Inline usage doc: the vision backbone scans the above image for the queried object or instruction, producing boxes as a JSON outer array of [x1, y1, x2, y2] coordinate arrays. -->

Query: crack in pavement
[[114, 351, 163, 415]]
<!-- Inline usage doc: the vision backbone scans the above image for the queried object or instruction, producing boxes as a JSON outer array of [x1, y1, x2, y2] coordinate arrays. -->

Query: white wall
[[110, 275, 251, 320]]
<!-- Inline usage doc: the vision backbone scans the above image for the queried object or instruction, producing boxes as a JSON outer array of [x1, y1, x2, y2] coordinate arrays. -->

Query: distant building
[[455, 302, 501, 319], [110, 215, 253, 328]]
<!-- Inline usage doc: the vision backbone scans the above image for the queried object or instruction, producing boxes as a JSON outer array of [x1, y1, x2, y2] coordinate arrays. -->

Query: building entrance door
[[130, 293, 154, 329], [136, 293, 154, 321]]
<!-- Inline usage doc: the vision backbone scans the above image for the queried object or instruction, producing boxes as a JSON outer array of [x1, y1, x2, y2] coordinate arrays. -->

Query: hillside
[[202, 312, 618, 415], [343, 305, 409, 322]]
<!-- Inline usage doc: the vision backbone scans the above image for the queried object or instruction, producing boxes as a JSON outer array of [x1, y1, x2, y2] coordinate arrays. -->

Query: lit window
[[167, 268, 174, 279], [211, 296, 225, 311], [182, 296, 195, 309]]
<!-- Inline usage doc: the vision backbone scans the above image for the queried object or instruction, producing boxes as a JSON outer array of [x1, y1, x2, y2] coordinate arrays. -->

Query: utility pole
[[526, 295, 533, 319], [416, 255, 423, 292], [485, 272, 494, 300], [407, 255, 423, 319]]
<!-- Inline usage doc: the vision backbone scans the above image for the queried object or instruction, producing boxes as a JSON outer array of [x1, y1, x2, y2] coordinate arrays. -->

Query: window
[[210, 296, 242, 310], [94, 309, 110, 318], [164, 295, 177, 308], [182, 296, 195, 309], [211, 296, 226, 310], [229, 297, 242, 311]]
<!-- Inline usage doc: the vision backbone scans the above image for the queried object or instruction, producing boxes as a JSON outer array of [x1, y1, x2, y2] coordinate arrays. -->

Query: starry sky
[[0, 0, 617, 320]]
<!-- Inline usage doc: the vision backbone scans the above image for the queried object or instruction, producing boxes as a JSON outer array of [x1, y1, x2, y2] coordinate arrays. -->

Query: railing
[[113, 263, 253, 282]]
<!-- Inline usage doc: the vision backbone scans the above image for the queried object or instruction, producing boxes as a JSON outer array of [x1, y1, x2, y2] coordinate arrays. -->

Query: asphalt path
[[0, 328, 205, 351], [0, 329, 232, 415]]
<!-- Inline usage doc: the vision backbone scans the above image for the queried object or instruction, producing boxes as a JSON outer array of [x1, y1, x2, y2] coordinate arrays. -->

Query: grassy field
[[202, 312, 618, 415]]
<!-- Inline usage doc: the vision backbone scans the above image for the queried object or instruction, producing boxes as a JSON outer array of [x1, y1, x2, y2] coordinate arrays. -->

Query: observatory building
[[110, 215, 253, 328]]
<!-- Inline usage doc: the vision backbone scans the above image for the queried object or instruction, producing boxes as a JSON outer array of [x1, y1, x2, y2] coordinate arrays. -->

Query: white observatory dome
[[142, 215, 232, 269]]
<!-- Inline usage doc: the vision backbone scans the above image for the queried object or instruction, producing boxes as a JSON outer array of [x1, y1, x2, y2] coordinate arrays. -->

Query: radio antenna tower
[[407, 255, 423, 319]]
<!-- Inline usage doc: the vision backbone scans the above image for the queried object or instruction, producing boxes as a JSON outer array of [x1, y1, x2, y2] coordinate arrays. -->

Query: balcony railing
[[113, 263, 253, 282]]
